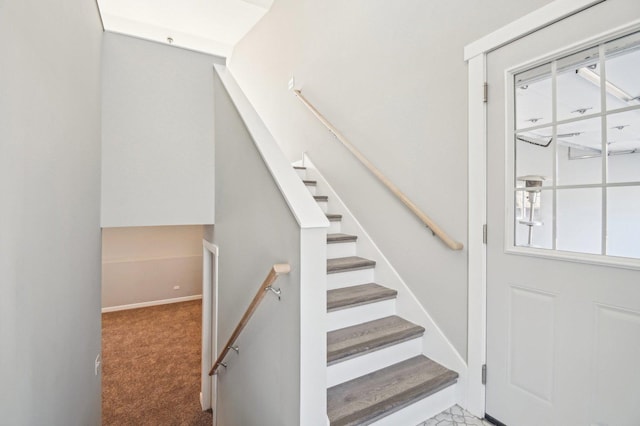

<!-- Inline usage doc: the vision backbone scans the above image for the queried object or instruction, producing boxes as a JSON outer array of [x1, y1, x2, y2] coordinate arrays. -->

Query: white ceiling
[[97, 0, 273, 58]]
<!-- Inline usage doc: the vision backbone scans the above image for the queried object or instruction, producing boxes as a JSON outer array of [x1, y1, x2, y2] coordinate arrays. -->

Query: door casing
[[202, 240, 219, 421]]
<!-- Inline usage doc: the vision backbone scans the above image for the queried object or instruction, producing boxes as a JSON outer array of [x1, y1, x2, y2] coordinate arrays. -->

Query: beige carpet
[[102, 300, 213, 425]]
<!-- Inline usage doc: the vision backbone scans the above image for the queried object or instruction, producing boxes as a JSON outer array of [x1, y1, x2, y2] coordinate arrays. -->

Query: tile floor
[[417, 405, 494, 426]]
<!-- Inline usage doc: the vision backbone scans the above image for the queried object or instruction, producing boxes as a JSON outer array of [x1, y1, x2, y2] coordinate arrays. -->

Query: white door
[[486, 1, 640, 425]]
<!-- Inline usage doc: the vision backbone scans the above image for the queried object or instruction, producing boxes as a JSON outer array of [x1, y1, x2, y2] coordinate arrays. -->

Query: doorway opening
[[100, 225, 212, 424]]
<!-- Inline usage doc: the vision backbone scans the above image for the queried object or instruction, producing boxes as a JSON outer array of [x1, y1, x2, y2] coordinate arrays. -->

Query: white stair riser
[[327, 299, 395, 331], [327, 241, 356, 258], [305, 185, 317, 196], [327, 268, 375, 289], [327, 338, 422, 387], [295, 169, 307, 179], [328, 221, 341, 233], [369, 383, 456, 426], [316, 200, 328, 213]]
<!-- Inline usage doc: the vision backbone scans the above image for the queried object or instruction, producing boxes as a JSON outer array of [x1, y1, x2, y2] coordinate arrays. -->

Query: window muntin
[[512, 30, 640, 260]]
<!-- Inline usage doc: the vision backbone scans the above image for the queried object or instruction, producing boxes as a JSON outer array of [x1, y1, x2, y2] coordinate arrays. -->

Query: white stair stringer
[[301, 154, 468, 410], [327, 337, 422, 387]]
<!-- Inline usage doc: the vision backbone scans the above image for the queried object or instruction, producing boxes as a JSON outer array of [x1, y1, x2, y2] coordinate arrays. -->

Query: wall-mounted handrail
[[293, 90, 464, 251], [209, 263, 291, 375]]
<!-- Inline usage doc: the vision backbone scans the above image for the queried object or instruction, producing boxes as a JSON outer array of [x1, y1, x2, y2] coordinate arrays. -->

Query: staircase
[[294, 165, 459, 426]]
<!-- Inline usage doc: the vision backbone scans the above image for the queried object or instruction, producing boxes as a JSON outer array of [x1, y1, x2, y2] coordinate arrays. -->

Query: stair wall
[[212, 67, 328, 426]]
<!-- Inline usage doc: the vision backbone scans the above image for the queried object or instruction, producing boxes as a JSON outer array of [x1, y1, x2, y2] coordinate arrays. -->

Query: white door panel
[[486, 1, 640, 425]]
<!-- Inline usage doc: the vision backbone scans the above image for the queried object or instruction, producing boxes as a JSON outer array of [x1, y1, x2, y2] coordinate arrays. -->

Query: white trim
[[102, 254, 202, 264], [504, 246, 640, 270], [201, 241, 219, 418], [100, 294, 202, 313], [466, 54, 487, 419], [463, 0, 603, 60], [203, 239, 218, 255], [465, 0, 612, 418]]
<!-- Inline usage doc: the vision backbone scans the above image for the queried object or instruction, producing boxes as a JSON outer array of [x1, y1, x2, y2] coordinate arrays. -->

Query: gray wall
[[213, 73, 301, 425], [0, 0, 103, 424], [228, 0, 553, 357], [101, 225, 204, 309], [101, 33, 223, 227]]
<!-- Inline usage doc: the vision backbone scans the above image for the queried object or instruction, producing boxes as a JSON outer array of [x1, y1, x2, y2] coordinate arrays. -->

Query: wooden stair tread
[[327, 233, 358, 244], [326, 213, 342, 222], [303, 179, 317, 186], [327, 256, 375, 274], [327, 315, 424, 364], [327, 356, 458, 426], [327, 283, 396, 312], [314, 195, 329, 202]]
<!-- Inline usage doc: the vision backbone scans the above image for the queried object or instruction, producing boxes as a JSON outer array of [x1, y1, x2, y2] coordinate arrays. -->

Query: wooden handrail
[[293, 90, 464, 251], [209, 263, 291, 375]]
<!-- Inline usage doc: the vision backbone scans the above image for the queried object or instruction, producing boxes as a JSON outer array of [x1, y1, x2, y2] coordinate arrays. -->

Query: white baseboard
[[101, 294, 203, 313]]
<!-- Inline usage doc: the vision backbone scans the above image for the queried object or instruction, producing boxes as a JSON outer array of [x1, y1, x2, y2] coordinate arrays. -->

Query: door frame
[[201, 240, 219, 420], [464, 0, 605, 417]]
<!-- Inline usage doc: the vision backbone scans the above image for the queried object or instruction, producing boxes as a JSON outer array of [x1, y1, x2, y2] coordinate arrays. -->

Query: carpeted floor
[[102, 300, 213, 425]]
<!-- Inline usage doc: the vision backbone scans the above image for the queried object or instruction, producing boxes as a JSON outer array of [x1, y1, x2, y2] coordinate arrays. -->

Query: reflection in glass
[[511, 30, 640, 263], [607, 109, 640, 183], [515, 127, 553, 187], [557, 117, 602, 185], [515, 63, 552, 130], [556, 46, 600, 121], [608, 186, 640, 259], [557, 188, 601, 255], [515, 189, 552, 249], [605, 31, 640, 112]]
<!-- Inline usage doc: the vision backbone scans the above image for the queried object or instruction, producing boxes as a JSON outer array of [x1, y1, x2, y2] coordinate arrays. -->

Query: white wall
[[227, 0, 553, 357], [102, 225, 204, 309], [101, 32, 222, 227], [212, 72, 302, 426], [0, 0, 103, 423]]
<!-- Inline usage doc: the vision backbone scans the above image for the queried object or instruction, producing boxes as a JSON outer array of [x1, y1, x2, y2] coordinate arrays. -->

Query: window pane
[[557, 116, 602, 185], [515, 189, 553, 249], [604, 31, 640, 112], [515, 63, 552, 130], [607, 186, 640, 259], [556, 46, 601, 122], [510, 30, 640, 264], [556, 188, 602, 254], [516, 127, 554, 188], [607, 109, 640, 183]]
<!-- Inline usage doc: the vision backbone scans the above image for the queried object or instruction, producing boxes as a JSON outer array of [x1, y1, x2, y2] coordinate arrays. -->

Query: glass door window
[[512, 30, 640, 260]]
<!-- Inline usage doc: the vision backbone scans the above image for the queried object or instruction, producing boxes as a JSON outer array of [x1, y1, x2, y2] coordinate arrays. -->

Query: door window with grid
[[512, 30, 640, 261]]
